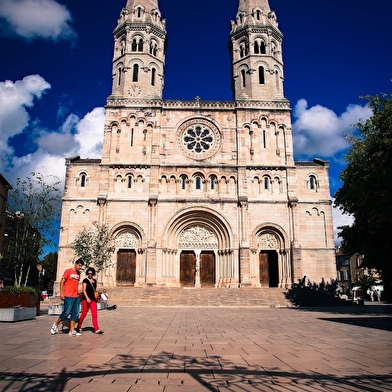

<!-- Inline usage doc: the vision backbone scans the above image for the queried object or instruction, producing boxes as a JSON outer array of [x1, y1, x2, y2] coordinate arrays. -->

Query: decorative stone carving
[[258, 233, 278, 249], [178, 226, 218, 249], [115, 232, 138, 248]]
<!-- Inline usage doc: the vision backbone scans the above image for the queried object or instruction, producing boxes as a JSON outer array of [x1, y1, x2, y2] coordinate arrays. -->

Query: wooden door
[[259, 251, 279, 287], [200, 251, 215, 287], [180, 251, 195, 287], [268, 251, 279, 287], [116, 249, 136, 285], [259, 252, 269, 286]]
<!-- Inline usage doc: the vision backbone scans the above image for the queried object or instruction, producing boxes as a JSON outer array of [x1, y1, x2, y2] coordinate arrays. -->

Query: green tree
[[4, 172, 62, 287], [334, 93, 392, 300], [354, 273, 377, 293], [70, 221, 115, 272], [40, 252, 58, 292]]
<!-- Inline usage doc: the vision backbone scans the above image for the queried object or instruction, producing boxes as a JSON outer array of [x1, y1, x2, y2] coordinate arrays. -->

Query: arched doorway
[[255, 229, 289, 288], [116, 249, 136, 285], [179, 250, 216, 287], [180, 251, 195, 287], [164, 208, 235, 288], [259, 250, 279, 287], [178, 225, 218, 287], [200, 251, 215, 287], [114, 229, 141, 286]]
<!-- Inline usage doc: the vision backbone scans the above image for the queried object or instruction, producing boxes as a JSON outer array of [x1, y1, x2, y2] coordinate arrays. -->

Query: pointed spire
[[237, 0, 271, 15], [111, 0, 167, 100], [118, 0, 165, 30], [125, 0, 159, 11], [229, 0, 284, 101], [233, 0, 277, 30]]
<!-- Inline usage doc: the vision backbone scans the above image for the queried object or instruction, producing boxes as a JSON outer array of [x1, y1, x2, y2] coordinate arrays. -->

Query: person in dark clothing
[[78, 267, 104, 334]]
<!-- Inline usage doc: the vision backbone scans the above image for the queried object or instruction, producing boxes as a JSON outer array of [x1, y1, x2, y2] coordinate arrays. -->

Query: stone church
[[56, 0, 336, 290]]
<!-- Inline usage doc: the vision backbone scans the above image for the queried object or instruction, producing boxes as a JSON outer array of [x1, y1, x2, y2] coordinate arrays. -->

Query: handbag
[[88, 279, 100, 301]]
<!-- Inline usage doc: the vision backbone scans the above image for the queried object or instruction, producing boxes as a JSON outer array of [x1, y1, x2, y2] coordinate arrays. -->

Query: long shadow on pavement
[[1, 351, 392, 392]]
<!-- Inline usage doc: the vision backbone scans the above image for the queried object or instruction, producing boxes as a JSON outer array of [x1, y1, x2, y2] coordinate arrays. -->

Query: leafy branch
[[70, 221, 115, 272]]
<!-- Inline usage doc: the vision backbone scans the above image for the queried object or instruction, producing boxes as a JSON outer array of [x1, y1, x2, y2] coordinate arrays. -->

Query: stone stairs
[[100, 287, 293, 307]]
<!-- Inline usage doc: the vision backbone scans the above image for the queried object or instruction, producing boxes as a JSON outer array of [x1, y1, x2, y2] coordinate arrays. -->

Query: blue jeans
[[60, 297, 80, 322]]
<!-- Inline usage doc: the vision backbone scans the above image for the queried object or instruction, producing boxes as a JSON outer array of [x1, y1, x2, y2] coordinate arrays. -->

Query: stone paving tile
[[0, 304, 392, 391]]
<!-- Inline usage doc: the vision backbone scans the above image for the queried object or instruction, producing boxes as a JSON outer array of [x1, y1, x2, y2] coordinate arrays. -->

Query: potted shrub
[[0, 286, 40, 315]]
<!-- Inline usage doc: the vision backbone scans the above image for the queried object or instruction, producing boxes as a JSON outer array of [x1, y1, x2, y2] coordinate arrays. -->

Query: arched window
[[263, 176, 270, 190], [151, 68, 156, 86], [254, 42, 259, 54], [117, 67, 122, 86], [180, 175, 187, 190], [127, 175, 133, 189], [240, 43, 245, 58], [132, 64, 139, 82], [136, 7, 142, 18], [309, 175, 317, 190], [210, 176, 217, 190], [131, 38, 137, 51], [120, 40, 126, 55], [130, 128, 134, 146], [150, 42, 158, 56], [195, 176, 201, 190], [80, 173, 87, 188], [262, 130, 266, 148], [255, 10, 261, 20], [241, 69, 246, 88], [137, 38, 143, 52], [258, 66, 265, 84]]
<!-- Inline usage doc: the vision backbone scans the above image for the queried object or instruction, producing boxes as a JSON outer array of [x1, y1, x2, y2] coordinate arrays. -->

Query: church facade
[[56, 0, 336, 289]]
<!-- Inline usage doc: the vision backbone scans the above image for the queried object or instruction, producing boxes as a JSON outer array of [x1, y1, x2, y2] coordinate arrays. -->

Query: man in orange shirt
[[50, 259, 84, 336]]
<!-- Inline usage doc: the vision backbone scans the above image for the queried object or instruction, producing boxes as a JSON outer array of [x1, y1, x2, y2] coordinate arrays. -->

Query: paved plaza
[[0, 302, 391, 391]]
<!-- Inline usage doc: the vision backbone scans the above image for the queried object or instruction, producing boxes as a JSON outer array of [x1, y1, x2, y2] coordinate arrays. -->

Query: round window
[[177, 118, 221, 160]]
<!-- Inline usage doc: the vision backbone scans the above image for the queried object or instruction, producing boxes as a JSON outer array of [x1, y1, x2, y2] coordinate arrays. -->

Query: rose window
[[177, 118, 221, 160], [183, 126, 214, 153]]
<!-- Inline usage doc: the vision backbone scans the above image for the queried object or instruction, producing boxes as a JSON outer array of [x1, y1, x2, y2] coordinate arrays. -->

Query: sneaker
[[69, 331, 81, 336], [50, 323, 58, 335]]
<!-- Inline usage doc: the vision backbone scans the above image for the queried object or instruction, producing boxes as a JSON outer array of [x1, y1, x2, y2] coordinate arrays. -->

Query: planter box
[[0, 291, 37, 308], [0, 307, 36, 322], [0, 291, 40, 315]]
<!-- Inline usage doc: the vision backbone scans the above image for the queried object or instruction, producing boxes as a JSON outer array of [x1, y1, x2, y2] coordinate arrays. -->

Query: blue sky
[[0, 0, 391, 245]]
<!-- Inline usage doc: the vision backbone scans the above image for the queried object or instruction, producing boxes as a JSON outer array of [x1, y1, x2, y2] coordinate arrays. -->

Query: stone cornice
[[113, 22, 166, 39], [105, 97, 291, 111], [230, 24, 282, 43]]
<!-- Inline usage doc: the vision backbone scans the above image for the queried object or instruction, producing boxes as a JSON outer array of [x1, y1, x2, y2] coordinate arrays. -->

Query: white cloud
[[292, 99, 372, 158], [0, 75, 51, 167], [10, 108, 105, 185], [73, 108, 105, 159], [0, 75, 104, 190], [0, 75, 51, 138], [0, 0, 76, 41], [332, 199, 354, 246]]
